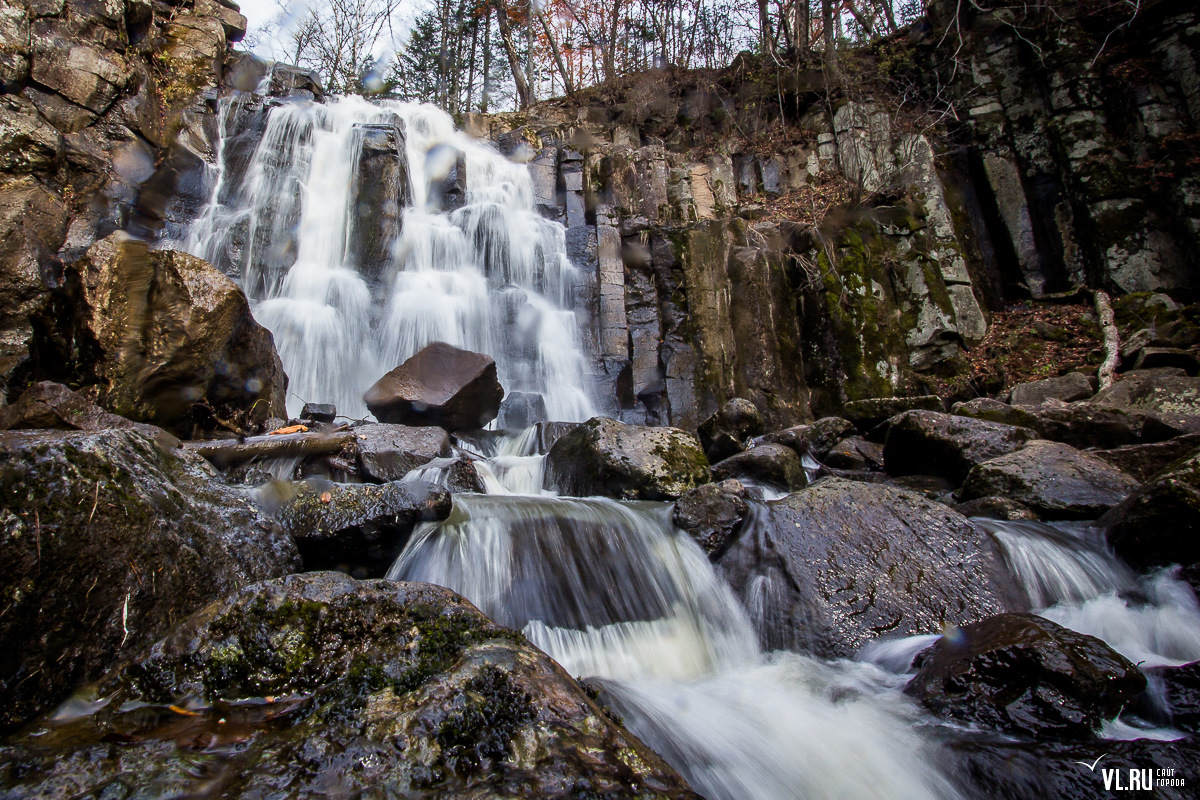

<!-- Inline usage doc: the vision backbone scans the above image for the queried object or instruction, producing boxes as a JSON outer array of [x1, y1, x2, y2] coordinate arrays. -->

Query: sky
[[237, 0, 279, 46]]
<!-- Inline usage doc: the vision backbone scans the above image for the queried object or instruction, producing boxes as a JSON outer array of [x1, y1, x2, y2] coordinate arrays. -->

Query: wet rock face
[[0, 573, 702, 800], [349, 118, 411, 287], [718, 479, 1023, 657], [710, 442, 806, 491], [960, 440, 1140, 520], [1100, 451, 1200, 570], [906, 613, 1146, 738], [365, 342, 504, 432], [544, 416, 710, 501], [671, 479, 749, 555], [883, 410, 1039, 484], [272, 479, 451, 578], [69, 233, 287, 437], [0, 380, 171, 443], [0, 429, 299, 734], [760, 416, 854, 460], [697, 397, 765, 463], [354, 422, 453, 482], [1092, 433, 1200, 482]]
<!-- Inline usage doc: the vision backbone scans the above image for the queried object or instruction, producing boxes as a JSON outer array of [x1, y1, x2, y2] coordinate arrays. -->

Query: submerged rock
[[906, 613, 1145, 738], [354, 422, 453, 483], [697, 397, 765, 463], [959, 440, 1139, 519], [271, 479, 451, 578], [671, 479, 749, 555], [365, 342, 504, 432], [0, 429, 299, 733], [883, 410, 1039, 483], [718, 479, 1022, 657], [544, 417, 709, 501], [0, 573, 702, 799], [1100, 451, 1200, 569]]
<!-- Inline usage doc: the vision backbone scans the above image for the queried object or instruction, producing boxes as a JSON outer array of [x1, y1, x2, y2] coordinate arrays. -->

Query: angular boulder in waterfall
[[672, 479, 750, 555], [0, 573, 703, 799], [760, 416, 854, 460], [905, 613, 1145, 738], [543, 417, 709, 501], [883, 410, 1039, 484], [1008, 372, 1096, 406], [300, 402, 337, 423], [1099, 451, 1200, 569], [354, 422, 453, 482], [67, 233, 288, 438], [271, 479, 451, 578], [697, 397, 765, 463], [959, 440, 1140, 520], [710, 443, 807, 491], [842, 395, 943, 430], [364, 342, 504, 431], [0, 429, 299, 734], [717, 479, 1024, 657]]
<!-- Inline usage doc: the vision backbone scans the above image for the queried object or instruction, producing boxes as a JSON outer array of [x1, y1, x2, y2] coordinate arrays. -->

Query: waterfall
[[182, 95, 595, 422]]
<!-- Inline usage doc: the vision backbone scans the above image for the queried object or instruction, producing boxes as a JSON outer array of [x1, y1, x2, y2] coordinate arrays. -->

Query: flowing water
[[179, 89, 1200, 798], [183, 94, 594, 421]]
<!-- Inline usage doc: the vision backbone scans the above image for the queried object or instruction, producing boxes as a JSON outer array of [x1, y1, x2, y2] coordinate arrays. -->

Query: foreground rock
[[71, 234, 288, 438], [544, 417, 709, 500], [0, 573, 702, 799], [960, 440, 1140, 519], [671, 479, 749, 555], [1100, 451, 1200, 569], [0, 429, 299, 733], [355, 422, 453, 482], [906, 613, 1145, 738], [883, 410, 1039, 483], [365, 342, 504, 431], [697, 398, 765, 463], [271, 480, 451, 578], [710, 443, 806, 491], [718, 479, 1022, 657]]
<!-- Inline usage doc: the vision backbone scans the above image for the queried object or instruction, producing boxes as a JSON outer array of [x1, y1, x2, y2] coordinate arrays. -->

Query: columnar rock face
[[349, 118, 412, 287]]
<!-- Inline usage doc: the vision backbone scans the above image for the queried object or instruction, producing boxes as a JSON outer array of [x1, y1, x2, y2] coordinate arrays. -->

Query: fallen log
[[183, 431, 357, 469]]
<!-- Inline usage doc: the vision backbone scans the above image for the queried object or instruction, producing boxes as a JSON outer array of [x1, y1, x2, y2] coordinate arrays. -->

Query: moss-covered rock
[[544, 417, 710, 500], [0, 573, 702, 800], [0, 429, 299, 734]]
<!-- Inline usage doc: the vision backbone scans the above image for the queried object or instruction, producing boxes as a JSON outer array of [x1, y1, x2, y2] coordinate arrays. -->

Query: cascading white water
[[183, 94, 594, 422], [389, 493, 964, 800]]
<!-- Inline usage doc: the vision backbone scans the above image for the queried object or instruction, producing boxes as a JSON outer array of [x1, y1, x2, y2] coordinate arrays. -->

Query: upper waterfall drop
[[182, 94, 596, 422]]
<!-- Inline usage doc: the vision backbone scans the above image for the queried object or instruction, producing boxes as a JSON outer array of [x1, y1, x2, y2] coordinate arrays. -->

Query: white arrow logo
[[1073, 755, 1107, 772]]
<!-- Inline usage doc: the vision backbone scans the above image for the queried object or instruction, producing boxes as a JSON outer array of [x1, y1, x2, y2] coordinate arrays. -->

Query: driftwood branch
[[1094, 290, 1120, 390], [184, 431, 357, 469]]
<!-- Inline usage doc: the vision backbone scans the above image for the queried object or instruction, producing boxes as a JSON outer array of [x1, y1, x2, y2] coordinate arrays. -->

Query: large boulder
[[0, 573, 702, 799], [0, 429, 299, 733], [717, 479, 1023, 657], [951, 397, 1042, 429], [760, 416, 854, 460], [543, 417, 709, 501], [272, 479, 452, 578], [960, 440, 1140, 519], [710, 442, 806, 491], [70, 233, 287, 438], [671, 479, 749, 555], [906, 613, 1145, 738], [842, 395, 943, 429], [1009, 373, 1095, 406], [1091, 433, 1200, 481], [365, 342, 504, 431], [1099, 451, 1200, 569], [1089, 368, 1200, 416], [883, 410, 1039, 483], [354, 422, 453, 482], [697, 397, 765, 463]]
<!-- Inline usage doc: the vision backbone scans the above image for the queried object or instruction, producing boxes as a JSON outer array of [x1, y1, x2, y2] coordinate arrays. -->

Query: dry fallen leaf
[[320, 491, 332, 504], [268, 424, 308, 435]]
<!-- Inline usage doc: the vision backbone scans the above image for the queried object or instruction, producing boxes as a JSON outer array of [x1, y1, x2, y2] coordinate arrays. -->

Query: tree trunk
[[538, 12, 575, 94], [1095, 290, 1120, 390], [758, 0, 775, 59], [481, 6, 492, 111], [822, 0, 834, 65], [493, 0, 531, 108]]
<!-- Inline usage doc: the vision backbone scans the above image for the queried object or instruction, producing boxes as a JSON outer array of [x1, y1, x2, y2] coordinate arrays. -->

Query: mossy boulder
[[0, 573, 702, 800], [0, 429, 299, 734], [1100, 451, 1200, 569], [544, 417, 709, 500]]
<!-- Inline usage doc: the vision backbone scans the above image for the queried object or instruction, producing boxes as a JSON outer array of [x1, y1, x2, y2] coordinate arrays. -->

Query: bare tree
[[289, 0, 403, 94]]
